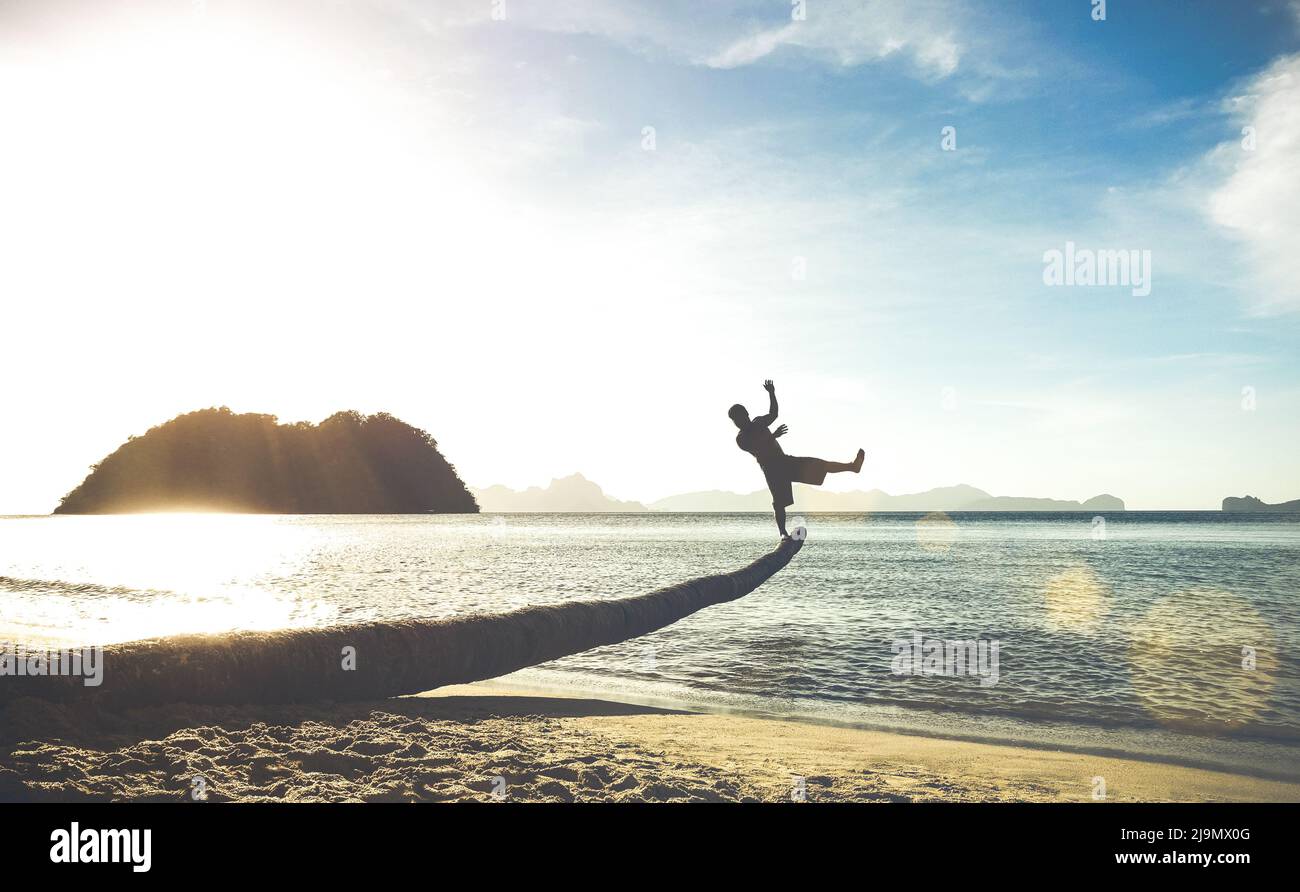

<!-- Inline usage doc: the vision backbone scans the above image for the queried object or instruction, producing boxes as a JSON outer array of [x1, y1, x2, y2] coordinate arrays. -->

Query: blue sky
[[1, 0, 1298, 510]]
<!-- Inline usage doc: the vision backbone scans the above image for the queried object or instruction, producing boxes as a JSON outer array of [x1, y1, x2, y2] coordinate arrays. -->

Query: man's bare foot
[[852, 448, 865, 472]]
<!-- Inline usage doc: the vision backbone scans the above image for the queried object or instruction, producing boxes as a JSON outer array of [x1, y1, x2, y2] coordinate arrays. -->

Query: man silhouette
[[730, 380, 864, 539]]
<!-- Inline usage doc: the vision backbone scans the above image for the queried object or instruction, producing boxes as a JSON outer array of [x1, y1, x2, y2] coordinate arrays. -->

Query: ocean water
[[2, 511, 1298, 779]]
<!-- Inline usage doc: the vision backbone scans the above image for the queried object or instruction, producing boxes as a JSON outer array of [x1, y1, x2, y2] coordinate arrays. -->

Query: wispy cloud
[[425, 0, 1035, 96], [704, 0, 964, 78], [1205, 53, 1300, 314]]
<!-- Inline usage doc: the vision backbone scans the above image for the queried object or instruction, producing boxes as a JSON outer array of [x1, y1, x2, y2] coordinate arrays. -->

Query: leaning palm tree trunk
[[3, 537, 803, 708]]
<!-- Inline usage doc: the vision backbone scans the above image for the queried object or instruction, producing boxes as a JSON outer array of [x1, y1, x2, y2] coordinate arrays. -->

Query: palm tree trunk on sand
[[2, 537, 803, 708]]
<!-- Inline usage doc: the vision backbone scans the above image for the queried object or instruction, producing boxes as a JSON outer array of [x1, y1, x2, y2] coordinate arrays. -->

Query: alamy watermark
[[50, 823, 151, 872], [1043, 241, 1152, 297], [1, 642, 103, 686], [891, 632, 1000, 687]]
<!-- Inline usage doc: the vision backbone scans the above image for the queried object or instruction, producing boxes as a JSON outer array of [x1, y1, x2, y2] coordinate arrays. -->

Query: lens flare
[[1042, 564, 1110, 635], [915, 512, 958, 554], [1128, 589, 1278, 734]]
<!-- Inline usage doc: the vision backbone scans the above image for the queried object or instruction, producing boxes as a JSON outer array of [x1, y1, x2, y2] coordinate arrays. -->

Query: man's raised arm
[[755, 379, 779, 427]]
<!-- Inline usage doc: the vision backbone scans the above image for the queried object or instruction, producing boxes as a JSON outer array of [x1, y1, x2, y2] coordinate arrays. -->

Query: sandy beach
[[3, 682, 1297, 803]]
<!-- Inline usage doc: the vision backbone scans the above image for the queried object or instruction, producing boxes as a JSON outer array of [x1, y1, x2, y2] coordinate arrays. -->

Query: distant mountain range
[[472, 474, 648, 512], [1222, 495, 1300, 512], [473, 475, 1125, 512], [649, 484, 1124, 512]]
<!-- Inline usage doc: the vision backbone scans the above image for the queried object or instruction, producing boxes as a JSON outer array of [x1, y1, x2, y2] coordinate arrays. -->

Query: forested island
[[55, 408, 479, 514]]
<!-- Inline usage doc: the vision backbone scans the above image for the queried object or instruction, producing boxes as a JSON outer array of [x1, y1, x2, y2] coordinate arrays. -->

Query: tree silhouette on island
[[55, 408, 478, 514]]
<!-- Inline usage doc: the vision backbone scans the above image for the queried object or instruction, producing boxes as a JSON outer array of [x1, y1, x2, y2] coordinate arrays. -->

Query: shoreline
[[485, 673, 1300, 784], [3, 683, 1297, 802]]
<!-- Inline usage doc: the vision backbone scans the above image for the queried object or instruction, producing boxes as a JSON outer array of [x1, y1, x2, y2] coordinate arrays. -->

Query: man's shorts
[[761, 456, 828, 508]]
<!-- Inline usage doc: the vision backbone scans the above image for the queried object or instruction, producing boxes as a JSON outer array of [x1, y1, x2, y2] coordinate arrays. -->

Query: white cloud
[[425, 0, 1028, 92], [1206, 53, 1300, 314], [706, 0, 963, 78]]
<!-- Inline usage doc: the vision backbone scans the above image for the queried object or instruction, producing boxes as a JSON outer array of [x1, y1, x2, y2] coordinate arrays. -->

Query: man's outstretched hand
[[763, 379, 775, 393], [773, 424, 788, 438]]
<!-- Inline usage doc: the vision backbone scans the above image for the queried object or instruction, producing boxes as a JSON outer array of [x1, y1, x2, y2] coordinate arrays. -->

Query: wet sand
[[3, 683, 1297, 802]]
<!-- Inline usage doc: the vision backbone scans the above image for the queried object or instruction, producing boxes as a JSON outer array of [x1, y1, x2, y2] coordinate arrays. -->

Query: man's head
[[728, 404, 749, 428]]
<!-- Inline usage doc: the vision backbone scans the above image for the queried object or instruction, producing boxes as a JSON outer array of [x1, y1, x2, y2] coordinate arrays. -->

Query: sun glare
[[0, 515, 334, 646], [0, 5, 704, 505]]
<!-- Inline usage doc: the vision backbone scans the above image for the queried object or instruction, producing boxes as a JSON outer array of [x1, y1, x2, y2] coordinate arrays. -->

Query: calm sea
[[2, 512, 1298, 778]]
